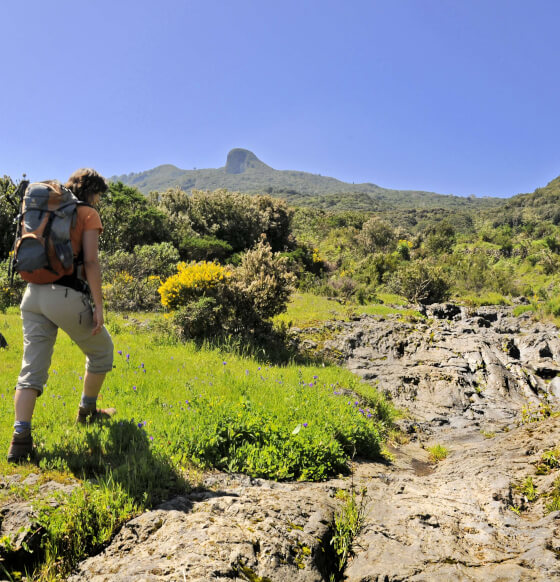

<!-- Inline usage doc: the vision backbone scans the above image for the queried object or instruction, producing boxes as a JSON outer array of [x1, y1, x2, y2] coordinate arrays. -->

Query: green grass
[[461, 292, 511, 307], [274, 292, 419, 327], [513, 304, 536, 317], [0, 309, 395, 579], [427, 444, 449, 463]]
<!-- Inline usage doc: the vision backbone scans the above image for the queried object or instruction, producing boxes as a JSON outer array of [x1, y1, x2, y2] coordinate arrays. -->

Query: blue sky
[[1, 0, 559, 197]]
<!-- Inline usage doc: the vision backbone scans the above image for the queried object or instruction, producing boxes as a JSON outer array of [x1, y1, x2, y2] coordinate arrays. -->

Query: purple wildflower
[[303, 422, 308, 427], [117, 350, 122, 355], [133, 386, 137, 391]]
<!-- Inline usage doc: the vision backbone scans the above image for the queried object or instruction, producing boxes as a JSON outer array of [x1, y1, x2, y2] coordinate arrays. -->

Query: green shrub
[[545, 296, 560, 317], [159, 240, 295, 338], [172, 297, 224, 340], [388, 261, 450, 304], [98, 182, 170, 253], [0, 259, 25, 312], [179, 234, 233, 261], [513, 304, 535, 317], [101, 243, 180, 311], [182, 190, 293, 254], [396, 239, 412, 260], [282, 244, 325, 278], [101, 242, 180, 280], [424, 220, 456, 255], [232, 238, 296, 323], [357, 252, 399, 286], [357, 217, 396, 253], [102, 271, 162, 312], [428, 444, 449, 463], [0, 176, 19, 261]]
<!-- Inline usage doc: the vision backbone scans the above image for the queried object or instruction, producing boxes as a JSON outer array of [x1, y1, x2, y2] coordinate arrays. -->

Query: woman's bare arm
[[82, 229, 104, 335]]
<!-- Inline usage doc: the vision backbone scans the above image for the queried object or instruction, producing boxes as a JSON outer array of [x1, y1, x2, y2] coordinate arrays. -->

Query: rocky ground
[[3, 305, 560, 580]]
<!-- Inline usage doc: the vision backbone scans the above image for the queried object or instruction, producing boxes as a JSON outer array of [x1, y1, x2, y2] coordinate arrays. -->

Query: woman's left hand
[[92, 308, 104, 335]]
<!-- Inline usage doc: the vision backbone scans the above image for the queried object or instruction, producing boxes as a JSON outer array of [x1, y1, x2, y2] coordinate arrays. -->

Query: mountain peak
[[225, 148, 270, 174]]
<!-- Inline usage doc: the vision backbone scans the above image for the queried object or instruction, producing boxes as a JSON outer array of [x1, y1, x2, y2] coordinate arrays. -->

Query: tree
[[0, 176, 19, 260], [424, 220, 456, 255], [358, 217, 396, 253], [98, 182, 170, 253], [388, 261, 450, 304]]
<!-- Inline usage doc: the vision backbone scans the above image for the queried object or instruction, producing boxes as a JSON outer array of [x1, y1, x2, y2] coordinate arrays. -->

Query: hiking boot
[[7, 429, 34, 463], [76, 406, 117, 425]]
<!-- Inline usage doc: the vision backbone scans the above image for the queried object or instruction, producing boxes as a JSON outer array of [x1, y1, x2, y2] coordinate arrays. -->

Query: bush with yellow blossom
[[158, 261, 232, 310], [158, 240, 295, 339]]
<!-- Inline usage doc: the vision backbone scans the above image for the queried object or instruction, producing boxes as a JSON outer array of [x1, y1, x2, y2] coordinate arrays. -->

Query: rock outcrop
[[69, 474, 337, 582], [346, 417, 560, 581], [224, 148, 271, 174], [314, 305, 560, 433]]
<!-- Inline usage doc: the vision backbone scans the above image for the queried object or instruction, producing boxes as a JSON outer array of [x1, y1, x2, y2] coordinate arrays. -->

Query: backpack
[[10, 181, 83, 284]]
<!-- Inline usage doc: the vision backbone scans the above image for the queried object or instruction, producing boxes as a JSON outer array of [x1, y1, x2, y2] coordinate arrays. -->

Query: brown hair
[[65, 168, 108, 203]]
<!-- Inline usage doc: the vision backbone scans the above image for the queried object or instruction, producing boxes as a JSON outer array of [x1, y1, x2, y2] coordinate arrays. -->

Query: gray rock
[[345, 417, 560, 581], [69, 476, 336, 582], [311, 308, 560, 427]]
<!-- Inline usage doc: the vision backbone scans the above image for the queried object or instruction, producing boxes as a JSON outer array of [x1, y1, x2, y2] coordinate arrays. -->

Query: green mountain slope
[[111, 148, 503, 211], [487, 176, 560, 225]]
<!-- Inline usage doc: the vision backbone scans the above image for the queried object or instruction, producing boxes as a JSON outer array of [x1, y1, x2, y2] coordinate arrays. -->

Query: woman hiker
[[8, 168, 115, 463]]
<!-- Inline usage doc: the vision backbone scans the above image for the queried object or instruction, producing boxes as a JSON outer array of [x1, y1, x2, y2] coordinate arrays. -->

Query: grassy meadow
[[0, 295, 396, 580]]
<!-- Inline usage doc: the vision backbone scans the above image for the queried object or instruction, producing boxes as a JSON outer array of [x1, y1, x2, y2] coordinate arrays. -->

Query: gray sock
[[14, 420, 31, 434], [80, 394, 97, 409]]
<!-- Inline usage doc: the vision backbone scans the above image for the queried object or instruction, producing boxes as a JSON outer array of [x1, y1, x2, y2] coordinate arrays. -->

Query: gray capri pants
[[16, 283, 114, 396]]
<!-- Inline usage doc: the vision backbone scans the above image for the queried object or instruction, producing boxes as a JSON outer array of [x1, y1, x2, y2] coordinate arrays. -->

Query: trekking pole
[[7, 177, 29, 286]]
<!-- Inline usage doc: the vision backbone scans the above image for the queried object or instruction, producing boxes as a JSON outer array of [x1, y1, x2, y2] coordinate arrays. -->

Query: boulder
[[69, 474, 337, 582]]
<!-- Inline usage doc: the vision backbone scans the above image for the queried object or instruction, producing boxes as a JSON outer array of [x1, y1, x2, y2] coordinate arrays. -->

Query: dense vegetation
[[1, 169, 560, 579], [2, 171, 560, 319]]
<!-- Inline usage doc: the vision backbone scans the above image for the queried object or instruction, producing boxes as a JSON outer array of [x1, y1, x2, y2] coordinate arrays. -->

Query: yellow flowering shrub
[[158, 261, 232, 310]]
